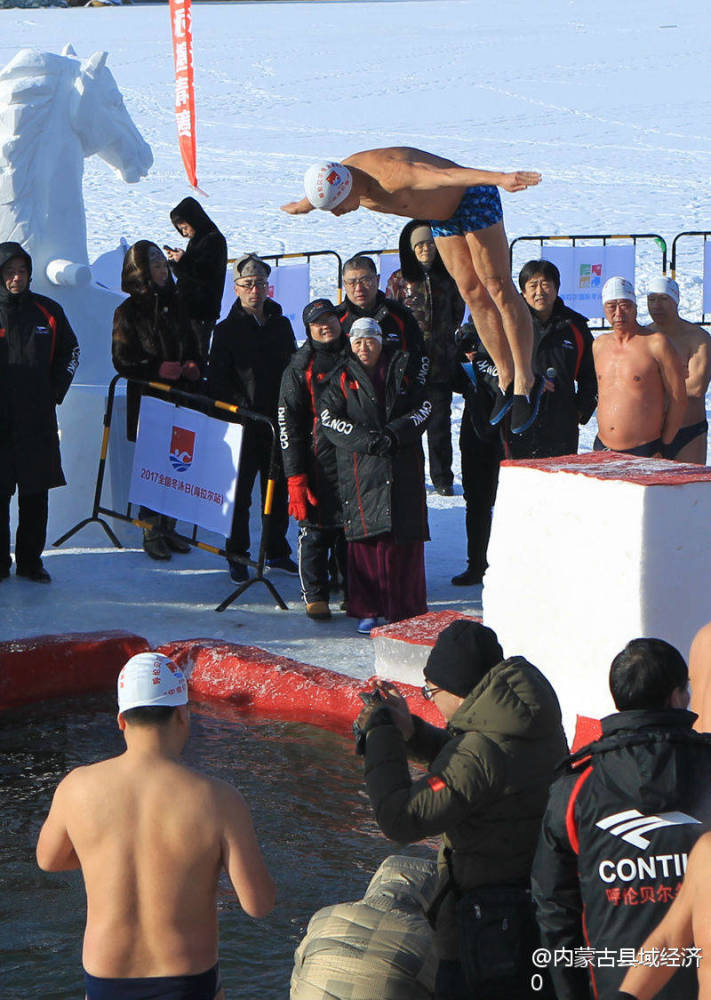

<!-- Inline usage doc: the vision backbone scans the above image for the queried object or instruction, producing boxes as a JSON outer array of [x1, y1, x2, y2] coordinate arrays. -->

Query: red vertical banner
[[169, 0, 197, 188]]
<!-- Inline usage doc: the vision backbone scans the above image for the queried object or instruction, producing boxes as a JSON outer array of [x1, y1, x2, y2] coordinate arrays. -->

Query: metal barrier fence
[[509, 233, 668, 330], [53, 374, 288, 614], [671, 231, 711, 325], [228, 248, 344, 302]]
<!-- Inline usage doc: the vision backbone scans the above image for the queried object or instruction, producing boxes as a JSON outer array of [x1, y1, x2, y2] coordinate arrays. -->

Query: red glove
[[181, 361, 201, 382], [158, 361, 182, 381], [288, 474, 317, 522]]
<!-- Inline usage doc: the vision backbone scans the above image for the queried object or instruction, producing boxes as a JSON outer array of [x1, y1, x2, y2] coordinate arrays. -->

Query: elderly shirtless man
[[36, 652, 275, 1000], [593, 276, 686, 458], [282, 147, 543, 433], [618, 831, 711, 1000], [646, 276, 711, 464]]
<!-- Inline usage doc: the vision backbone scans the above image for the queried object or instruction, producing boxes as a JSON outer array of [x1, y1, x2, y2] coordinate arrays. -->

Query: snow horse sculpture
[[0, 44, 152, 293], [0, 45, 153, 536]]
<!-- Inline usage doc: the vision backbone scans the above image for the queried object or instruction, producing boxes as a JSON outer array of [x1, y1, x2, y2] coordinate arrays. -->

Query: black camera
[[353, 688, 387, 755], [454, 322, 478, 354], [359, 688, 384, 708]]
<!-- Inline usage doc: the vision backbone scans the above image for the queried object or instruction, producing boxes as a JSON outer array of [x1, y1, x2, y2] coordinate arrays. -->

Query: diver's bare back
[[342, 147, 470, 220]]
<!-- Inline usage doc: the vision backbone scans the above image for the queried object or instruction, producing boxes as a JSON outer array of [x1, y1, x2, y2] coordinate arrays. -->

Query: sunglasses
[[422, 685, 441, 700]]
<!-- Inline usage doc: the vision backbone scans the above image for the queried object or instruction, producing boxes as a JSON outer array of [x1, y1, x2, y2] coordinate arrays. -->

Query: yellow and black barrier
[[53, 374, 289, 614]]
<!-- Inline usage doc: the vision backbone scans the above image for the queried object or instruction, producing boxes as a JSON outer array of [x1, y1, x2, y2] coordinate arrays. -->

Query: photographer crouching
[[353, 620, 567, 999]]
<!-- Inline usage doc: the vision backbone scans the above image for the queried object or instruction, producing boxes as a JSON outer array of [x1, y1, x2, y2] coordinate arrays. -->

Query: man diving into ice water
[[282, 146, 543, 432]]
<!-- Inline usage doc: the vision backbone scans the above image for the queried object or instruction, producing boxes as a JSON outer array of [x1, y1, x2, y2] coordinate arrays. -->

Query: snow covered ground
[[2, 0, 710, 670]]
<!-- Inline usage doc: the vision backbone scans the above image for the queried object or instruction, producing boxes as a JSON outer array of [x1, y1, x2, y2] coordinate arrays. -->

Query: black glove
[[367, 428, 397, 457], [454, 321, 478, 354], [353, 703, 393, 755]]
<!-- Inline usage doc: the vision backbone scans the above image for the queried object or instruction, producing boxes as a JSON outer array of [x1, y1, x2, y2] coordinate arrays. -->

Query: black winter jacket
[[169, 197, 227, 322], [386, 220, 464, 382], [112, 252, 202, 441], [532, 710, 711, 1000], [318, 349, 430, 542], [508, 297, 597, 458], [278, 335, 350, 528], [0, 244, 79, 494], [336, 291, 427, 368], [207, 298, 296, 421]]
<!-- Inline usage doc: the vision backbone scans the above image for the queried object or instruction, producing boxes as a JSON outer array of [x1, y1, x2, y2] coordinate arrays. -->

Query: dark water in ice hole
[[0, 692, 435, 999]]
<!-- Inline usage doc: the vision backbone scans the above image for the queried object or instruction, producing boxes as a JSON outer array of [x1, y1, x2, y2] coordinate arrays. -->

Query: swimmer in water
[[282, 146, 544, 433], [36, 652, 275, 1000]]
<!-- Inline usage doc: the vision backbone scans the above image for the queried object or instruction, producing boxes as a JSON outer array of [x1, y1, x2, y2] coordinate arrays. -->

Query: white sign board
[[541, 245, 636, 319], [129, 397, 242, 535], [704, 242, 711, 314], [219, 262, 310, 331], [379, 251, 401, 292]]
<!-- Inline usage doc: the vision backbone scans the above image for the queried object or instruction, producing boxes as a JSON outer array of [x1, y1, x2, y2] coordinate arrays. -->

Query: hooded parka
[[0, 242, 80, 495], [169, 197, 227, 323], [386, 219, 465, 382], [112, 241, 202, 441]]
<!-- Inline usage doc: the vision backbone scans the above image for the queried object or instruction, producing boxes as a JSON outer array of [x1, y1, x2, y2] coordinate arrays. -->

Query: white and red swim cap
[[601, 276, 636, 305], [646, 275, 680, 304], [117, 652, 188, 713], [303, 162, 353, 210]]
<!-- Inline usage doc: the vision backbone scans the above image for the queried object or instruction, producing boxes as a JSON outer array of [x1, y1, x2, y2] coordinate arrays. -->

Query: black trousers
[[427, 382, 454, 489], [297, 524, 347, 604], [1, 490, 49, 573], [435, 886, 553, 1000], [460, 417, 501, 576], [191, 317, 215, 365], [228, 429, 290, 561]]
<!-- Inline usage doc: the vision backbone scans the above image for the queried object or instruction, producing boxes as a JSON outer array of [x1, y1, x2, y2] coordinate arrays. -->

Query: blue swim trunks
[[430, 185, 503, 237]]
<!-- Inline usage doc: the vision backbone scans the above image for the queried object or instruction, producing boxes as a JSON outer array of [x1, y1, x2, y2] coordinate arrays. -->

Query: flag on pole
[[169, 0, 197, 188]]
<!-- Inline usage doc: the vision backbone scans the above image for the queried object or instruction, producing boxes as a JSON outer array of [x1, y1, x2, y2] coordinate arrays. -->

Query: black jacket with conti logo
[[318, 348, 430, 542], [532, 710, 711, 1000], [336, 291, 427, 368], [278, 335, 350, 528]]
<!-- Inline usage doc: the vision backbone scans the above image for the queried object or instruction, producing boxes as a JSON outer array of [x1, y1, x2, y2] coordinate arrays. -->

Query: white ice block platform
[[483, 452, 711, 740], [372, 610, 479, 686]]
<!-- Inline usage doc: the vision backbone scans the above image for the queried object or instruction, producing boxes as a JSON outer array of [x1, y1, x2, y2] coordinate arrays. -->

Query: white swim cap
[[601, 276, 636, 305], [349, 317, 382, 342], [303, 162, 353, 210], [118, 652, 188, 713], [646, 275, 680, 304]]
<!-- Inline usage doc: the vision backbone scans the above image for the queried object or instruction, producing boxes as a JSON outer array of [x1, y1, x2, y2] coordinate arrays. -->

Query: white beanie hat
[[601, 276, 636, 305], [117, 652, 188, 713], [349, 317, 382, 343], [646, 275, 680, 305], [303, 162, 353, 210]]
